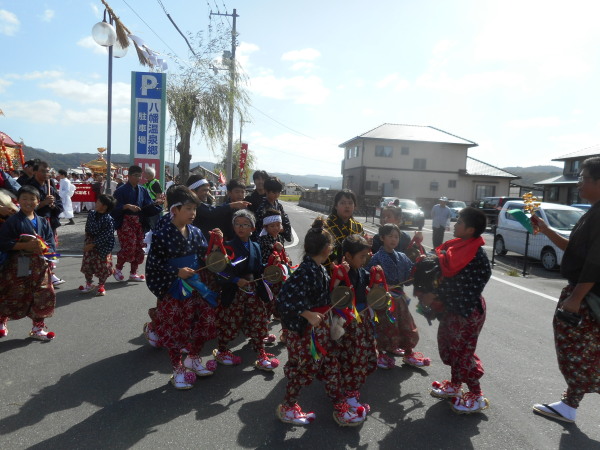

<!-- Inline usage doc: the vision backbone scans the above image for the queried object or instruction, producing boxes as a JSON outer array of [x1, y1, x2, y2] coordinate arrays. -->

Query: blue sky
[[2, 0, 600, 176]]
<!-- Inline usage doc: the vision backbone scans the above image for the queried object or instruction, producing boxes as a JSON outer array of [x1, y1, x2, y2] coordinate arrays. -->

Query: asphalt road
[[1, 202, 599, 449]]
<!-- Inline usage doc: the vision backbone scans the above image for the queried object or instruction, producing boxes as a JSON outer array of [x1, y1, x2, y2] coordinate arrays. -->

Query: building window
[[430, 181, 439, 191], [346, 176, 354, 190], [401, 146, 409, 155], [546, 186, 559, 202], [569, 160, 580, 174], [568, 186, 581, 204], [346, 148, 351, 159], [413, 158, 426, 170], [365, 180, 379, 192], [448, 180, 457, 188], [475, 184, 495, 198], [353, 146, 359, 158], [375, 145, 393, 157], [391, 179, 399, 189]]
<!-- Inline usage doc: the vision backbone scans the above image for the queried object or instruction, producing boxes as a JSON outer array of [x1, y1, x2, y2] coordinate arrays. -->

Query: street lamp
[[92, 10, 127, 195]]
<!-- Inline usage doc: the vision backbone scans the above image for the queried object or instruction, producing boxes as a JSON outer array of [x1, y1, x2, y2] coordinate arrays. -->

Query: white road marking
[[490, 275, 558, 302], [287, 227, 300, 248]]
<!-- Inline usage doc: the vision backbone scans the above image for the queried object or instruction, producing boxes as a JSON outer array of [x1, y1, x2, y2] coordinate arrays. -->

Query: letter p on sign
[[141, 75, 158, 96]]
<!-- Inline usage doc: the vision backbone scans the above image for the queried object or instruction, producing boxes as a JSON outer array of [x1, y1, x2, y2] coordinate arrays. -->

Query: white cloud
[[281, 48, 321, 62], [289, 61, 316, 72], [6, 70, 63, 80], [3, 100, 62, 123], [416, 70, 524, 93], [0, 9, 19, 36], [506, 117, 562, 129], [376, 73, 410, 91], [63, 107, 130, 124], [40, 9, 55, 22], [40, 79, 131, 107], [249, 75, 329, 105], [236, 41, 259, 70], [77, 36, 108, 55], [90, 3, 101, 19], [0, 78, 13, 93]]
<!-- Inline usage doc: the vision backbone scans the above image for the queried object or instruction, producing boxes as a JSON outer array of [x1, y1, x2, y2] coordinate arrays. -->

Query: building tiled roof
[[339, 123, 478, 148], [465, 156, 519, 179], [534, 174, 578, 186], [552, 145, 600, 161]]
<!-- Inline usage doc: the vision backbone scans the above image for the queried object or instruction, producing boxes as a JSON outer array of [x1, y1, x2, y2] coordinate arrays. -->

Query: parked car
[[378, 197, 425, 230], [447, 200, 467, 221], [476, 196, 522, 227], [570, 203, 591, 211], [494, 201, 585, 270]]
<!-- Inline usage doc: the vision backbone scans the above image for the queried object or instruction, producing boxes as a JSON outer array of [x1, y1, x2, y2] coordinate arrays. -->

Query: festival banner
[[239, 143, 248, 181], [71, 183, 97, 202]]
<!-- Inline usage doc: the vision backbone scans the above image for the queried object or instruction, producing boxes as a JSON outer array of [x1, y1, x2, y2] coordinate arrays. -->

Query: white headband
[[188, 179, 209, 191], [169, 202, 183, 217], [263, 215, 282, 226]]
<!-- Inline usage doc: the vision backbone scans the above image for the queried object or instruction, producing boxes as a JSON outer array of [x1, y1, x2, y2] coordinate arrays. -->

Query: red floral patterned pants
[[283, 325, 343, 406], [437, 298, 486, 395], [375, 292, 419, 353], [116, 215, 145, 273], [81, 237, 113, 285], [554, 285, 600, 408], [216, 289, 268, 353], [154, 291, 217, 369], [333, 315, 377, 392]]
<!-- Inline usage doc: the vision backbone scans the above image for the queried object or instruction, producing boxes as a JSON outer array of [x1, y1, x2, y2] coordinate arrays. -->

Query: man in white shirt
[[431, 196, 452, 248], [57, 169, 76, 225]]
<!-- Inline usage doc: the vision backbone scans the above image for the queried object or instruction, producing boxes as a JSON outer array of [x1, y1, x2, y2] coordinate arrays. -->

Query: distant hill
[[502, 165, 562, 186], [21, 146, 131, 169]]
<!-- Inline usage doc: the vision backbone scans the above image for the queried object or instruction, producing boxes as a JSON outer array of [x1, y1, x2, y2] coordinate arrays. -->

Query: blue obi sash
[[167, 254, 218, 307]]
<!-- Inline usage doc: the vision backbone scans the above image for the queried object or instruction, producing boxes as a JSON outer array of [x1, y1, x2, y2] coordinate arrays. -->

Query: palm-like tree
[[167, 31, 249, 184]]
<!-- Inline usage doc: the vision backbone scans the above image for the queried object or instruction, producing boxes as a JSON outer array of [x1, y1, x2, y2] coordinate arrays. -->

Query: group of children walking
[[0, 169, 493, 427]]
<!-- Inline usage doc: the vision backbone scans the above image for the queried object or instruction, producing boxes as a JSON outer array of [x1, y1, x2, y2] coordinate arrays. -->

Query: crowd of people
[[0, 157, 598, 428]]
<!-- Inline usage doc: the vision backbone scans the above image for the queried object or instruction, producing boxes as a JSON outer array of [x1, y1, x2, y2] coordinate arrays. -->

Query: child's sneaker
[[29, 325, 56, 341], [0, 318, 7, 338], [129, 273, 146, 282], [212, 348, 242, 366], [333, 402, 365, 427], [345, 390, 370, 417], [451, 392, 489, 414], [430, 380, 463, 399], [143, 322, 160, 348], [377, 353, 395, 369], [184, 355, 217, 376], [79, 283, 96, 294], [263, 333, 277, 344], [403, 351, 431, 368], [170, 367, 196, 390], [113, 269, 125, 282], [391, 348, 405, 356], [96, 285, 106, 296], [254, 350, 280, 371], [276, 403, 315, 425]]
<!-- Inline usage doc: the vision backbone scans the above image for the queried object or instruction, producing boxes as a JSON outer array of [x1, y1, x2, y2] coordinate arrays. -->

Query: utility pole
[[210, 8, 238, 181]]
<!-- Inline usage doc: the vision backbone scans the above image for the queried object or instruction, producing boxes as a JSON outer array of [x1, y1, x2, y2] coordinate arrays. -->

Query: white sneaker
[[143, 322, 160, 348], [451, 392, 489, 414], [114, 269, 125, 282], [183, 356, 217, 376], [79, 283, 96, 294], [29, 326, 56, 341], [333, 402, 365, 426], [276, 403, 315, 425], [430, 380, 463, 399], [170, 368, 196, 390]]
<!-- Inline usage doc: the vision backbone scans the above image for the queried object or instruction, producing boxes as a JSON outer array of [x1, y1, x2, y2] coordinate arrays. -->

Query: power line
[[250, 105, 316, 139], [154, 0, 196, 56]]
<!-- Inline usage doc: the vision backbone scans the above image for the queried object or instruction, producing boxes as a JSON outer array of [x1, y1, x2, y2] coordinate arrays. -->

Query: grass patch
[[280, 195, 300, 202], [506, 268, 520, 277]]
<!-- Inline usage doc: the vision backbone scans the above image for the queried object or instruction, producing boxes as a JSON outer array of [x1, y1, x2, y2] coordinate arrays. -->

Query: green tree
[[167, 30, 249, 184], [214, 140, 256, 183]]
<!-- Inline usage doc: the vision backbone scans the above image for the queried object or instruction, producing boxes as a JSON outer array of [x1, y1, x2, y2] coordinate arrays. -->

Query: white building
[[339, 123, 518, 205]]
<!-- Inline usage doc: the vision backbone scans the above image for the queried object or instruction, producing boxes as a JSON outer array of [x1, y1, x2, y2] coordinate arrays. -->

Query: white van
[[494, 201, 585, 270]]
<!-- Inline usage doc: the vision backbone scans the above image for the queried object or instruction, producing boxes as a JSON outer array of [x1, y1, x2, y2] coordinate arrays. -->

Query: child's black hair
[[379, 223, 401, 238], [331, 189, 357, 214], [17, 185, 40, 200], [458, 207, 487, 237], [97, 194, 117, 213], [342, 234, 370, 256], [58, 169, 68, 177], [128, 165, 143, 175], [167, 185, 200, 209], [253, 170, 270, 181], [304, 216, 333, 257], [264, 177, 283, 193], [226, 178, 245, 192], [381, 206, 402, 221]]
